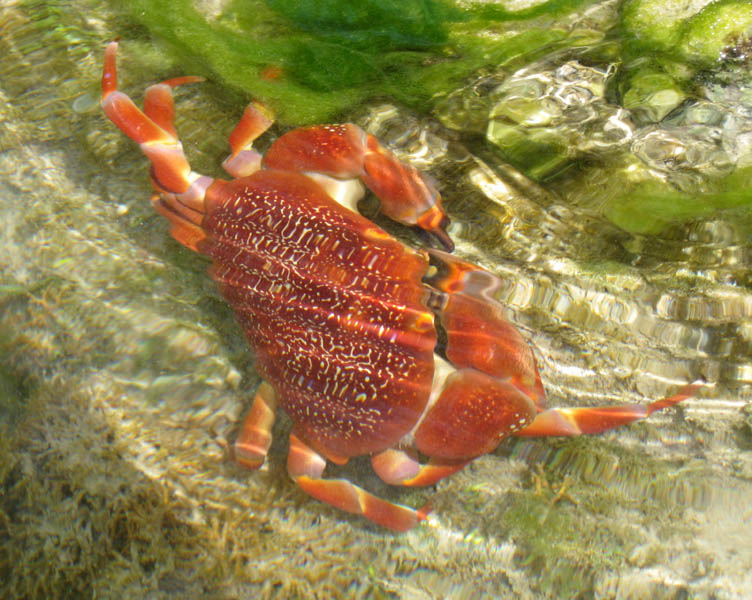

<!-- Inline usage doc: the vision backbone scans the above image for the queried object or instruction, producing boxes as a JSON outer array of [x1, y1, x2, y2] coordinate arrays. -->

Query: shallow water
[[1, 1, 751, 598]]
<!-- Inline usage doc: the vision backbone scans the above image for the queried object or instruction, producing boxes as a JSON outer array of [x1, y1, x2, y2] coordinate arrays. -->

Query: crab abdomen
[[200, 170, 437, 457]]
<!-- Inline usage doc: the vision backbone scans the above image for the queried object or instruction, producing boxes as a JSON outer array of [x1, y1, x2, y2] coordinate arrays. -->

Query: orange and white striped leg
[[371, 448, 468, 487], [221, 101, 275, 177], [142, 75, 205, 140], [287, 434, 431, 532], [102, 40, 195, 194], [426, 249, 547, 413], [102, 41, 217, 252], [515, 380, 703, 437], [234, 381, 278, 469]]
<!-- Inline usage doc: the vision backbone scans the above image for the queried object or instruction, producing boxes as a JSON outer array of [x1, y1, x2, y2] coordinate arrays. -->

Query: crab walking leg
[[234, 382, 278, 469], [412, 368, 537, 459], [371, 448, 468, 487], [287, 434, 431, 532], [102, 41, 198, 195], [261, 123, 453, 249], [102, 41, 217, 252], [142, 75, 205, 139], [424, 251, 702, 438], [222, 101, 275, 177], [426, 249, 546, 411], [514, 380, 703, 437]]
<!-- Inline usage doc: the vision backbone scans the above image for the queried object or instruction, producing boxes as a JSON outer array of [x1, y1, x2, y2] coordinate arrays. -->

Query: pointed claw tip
[[417, 207, 453, 251], [435, 226, 454, 252]]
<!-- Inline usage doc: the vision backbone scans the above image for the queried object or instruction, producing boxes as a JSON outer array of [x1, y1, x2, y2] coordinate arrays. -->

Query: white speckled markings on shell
[[202, 170, 437, 456]]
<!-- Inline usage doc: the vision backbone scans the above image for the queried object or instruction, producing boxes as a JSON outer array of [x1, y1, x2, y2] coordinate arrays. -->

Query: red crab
[[102, 42, 701, 531]]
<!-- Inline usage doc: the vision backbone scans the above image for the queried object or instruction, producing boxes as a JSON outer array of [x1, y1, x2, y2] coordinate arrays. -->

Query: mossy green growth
[[679, 0, 752, 66], [464, 0, 595, 21], [617, 0, 752, 124], [487, 123, 571, 181], [604, 168, 752, 235], [264, 0, 456, 50], [621, 0, 752, 68], [114, 0, 601, 124], [618, 63, 687, 122], [620, 0, 712, 54], [497, 437, 710, 597]]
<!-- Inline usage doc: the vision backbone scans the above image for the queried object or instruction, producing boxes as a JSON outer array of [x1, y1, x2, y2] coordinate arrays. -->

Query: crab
[[101, 41, 701, 531]]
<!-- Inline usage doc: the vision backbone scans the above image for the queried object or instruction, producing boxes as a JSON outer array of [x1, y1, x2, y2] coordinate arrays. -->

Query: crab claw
[[362, 135, 454, 251], [258, 121, 454, 250]]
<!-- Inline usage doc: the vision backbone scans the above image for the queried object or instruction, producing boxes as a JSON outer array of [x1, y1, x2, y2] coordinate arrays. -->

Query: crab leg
[[371, 448, 468, 487], [142, 75, 205, 139], [103, 41, 197, 195], [102, 41, 217, 251], [425, 251, 701, 438], [426, 249, 546, 410], [420, 249, 702, 449], [234, 381, 278, 469], [361, 134, 452, 250], [514, 380, 703, 437], [222, 101, 275, 178], [287, 434, 431, 532]]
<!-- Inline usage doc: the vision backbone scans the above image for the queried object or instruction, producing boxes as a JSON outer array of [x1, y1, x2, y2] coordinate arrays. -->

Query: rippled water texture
[[1, 0, 751, 598]]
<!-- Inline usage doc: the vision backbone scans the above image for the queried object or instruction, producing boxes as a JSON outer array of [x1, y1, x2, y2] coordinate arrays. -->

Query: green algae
[[113, 0, 601, 124], [471, 0, 752, 229], [264, 0, 456, 49], [618, 64, 687, 122], [679, 0, 752, 66], [620, 0, 712, 55], [491, 437, 712, 597], [613, 0, 752, 148], [621, 0, 752, 66], [111, 0, 360, 124], [604, 168, 752, 235], [487, 123, 571, 180], [464, 0, 596, 21]]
